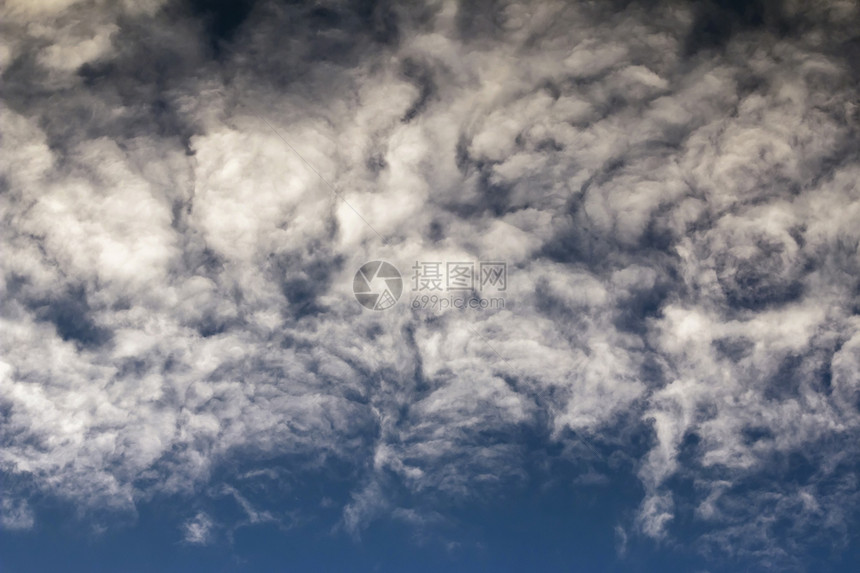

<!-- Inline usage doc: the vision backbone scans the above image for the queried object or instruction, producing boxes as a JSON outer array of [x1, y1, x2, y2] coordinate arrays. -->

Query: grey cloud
[[2, 0, 860, 568], [0, 496, 36, 531]]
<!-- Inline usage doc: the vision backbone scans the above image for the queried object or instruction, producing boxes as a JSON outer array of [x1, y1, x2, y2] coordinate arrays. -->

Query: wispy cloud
[[182, 511, 215, 545], [1, 0, 859, 568]]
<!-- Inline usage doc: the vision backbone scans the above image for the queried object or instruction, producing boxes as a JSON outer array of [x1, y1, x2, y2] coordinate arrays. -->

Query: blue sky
[[2, 0, 860, 571], [4, 460, 860, 572]]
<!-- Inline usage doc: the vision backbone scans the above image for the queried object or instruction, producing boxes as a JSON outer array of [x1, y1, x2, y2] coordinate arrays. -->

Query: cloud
[[182, 511, 214, 545], [0, 496, 36, 531], [1, 0, 860, 568]]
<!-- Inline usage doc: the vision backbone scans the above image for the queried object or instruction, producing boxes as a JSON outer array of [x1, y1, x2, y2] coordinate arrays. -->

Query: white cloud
[[182, 511, 214, 545], [1, 0, 859, 568]]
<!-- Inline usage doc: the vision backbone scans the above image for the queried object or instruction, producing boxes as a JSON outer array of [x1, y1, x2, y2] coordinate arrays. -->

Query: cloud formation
[[2, 0, 859, 568]]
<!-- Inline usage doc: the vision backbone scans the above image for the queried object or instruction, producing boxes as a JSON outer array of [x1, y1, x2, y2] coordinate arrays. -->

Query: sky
[[1, 0, 860, 571]]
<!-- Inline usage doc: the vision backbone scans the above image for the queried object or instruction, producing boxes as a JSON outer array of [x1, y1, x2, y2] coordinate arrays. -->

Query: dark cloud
[[31, 285, 114, 348], [1, 0, 860, 569], [187, 0, 257, 53]]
